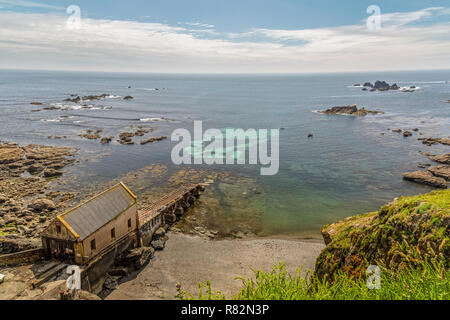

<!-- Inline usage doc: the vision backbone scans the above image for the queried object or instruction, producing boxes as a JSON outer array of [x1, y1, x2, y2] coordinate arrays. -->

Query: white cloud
[[0, 7, 449, 73]]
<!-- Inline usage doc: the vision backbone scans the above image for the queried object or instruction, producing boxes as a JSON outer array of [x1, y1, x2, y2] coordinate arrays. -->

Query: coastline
[[106, 232, 325, 300]]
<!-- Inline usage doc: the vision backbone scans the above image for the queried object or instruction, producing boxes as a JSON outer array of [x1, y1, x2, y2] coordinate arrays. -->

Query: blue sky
[[0, 0, 450, 72]]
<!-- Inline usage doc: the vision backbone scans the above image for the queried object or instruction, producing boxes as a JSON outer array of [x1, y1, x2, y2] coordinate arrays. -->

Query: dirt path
[[107, 232, 324, 300]]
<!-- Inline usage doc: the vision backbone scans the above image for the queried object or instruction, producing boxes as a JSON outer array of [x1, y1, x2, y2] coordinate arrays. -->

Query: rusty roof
[[58, 182, 136, 240]]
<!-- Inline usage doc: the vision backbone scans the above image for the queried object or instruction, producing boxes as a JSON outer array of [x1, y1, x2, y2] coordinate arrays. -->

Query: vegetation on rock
[[316, 190, 449, 280]]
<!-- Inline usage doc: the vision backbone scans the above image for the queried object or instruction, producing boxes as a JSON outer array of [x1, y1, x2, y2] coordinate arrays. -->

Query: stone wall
[[0, 248, 44, 267]]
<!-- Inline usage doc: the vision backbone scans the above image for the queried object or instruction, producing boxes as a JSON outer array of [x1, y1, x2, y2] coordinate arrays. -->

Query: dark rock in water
[[100, 137, 113, 144], [318, 104, 384, 116], [403, 131, 413, 137], [374, 80, 390, 90], [123, 96, 133, 100], [30, 102, 43, 106], [392, 129, 402, 133], [428, 165, 450, 181], [127, 86, 131, 89], [370, 88, 377, 92], [390, 83, 399, 90], [363, 82, 373, 88], [64, 96, 81, 103], [403, 171, 447, 188], [412, 128, 419, 132], [419, 137, 450, 147], [353, 84, 361, 87], [418, 163, 431, 169], [431, 153, 450, 165], [307, 133, 314, 138], [362, 88, 368, 91], [151, 239, 166, 251]]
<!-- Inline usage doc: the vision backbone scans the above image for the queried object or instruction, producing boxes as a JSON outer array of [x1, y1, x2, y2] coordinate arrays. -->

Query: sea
[[1, 69, 449, 237]]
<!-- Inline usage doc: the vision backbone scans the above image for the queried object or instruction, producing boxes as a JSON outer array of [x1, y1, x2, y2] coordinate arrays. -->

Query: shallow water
[[0, 70, 449, 237]]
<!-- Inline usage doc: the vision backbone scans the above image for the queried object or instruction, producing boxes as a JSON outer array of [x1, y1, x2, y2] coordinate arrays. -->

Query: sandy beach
[[107, 232, 325, 300]]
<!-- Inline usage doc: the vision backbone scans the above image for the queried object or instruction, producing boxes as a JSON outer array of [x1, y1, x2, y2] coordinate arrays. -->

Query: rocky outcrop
[[403, 171, 447, 189], [428, 165, 450, 181], [140, 136, 167, 145], [0, 237, 41, 254], [431, 153, 450, 165], [317, 104, 384, 116], [316, 190, 450, 280], [123, 96, 133, 100], [419, 137, 450, 147], [360, 81, 401, 92]]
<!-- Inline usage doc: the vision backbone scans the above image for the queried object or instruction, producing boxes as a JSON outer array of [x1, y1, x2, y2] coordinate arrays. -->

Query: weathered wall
[[139, 213, 163, 246], [82, 205, 137, 259], [0, 248, 44, 267], [81, 233, 136, 293]]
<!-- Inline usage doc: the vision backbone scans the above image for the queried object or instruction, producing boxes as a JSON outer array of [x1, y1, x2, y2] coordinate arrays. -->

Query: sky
[[0, 0, 450, 73]]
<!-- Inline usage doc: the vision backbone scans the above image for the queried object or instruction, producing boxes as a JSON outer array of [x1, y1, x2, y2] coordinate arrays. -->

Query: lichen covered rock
[[315, 190, 450, 280]]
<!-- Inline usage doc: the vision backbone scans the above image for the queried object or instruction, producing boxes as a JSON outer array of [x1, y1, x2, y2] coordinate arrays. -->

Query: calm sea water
[[1, 70, 449, 236]]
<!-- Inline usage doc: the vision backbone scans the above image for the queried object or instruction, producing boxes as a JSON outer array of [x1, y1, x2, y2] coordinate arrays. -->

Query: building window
[[128, 218, 132, 229], [111, 228, 116, 239], [90, 239, 96, 251], [56, 224, 61, 234]]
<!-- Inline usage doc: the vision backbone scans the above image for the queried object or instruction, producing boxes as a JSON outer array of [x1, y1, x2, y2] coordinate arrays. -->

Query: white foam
[[140, 117, 167, 122]]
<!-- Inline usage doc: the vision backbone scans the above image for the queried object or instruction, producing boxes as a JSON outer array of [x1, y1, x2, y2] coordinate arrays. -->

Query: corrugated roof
[[59, 182, 136, 240]]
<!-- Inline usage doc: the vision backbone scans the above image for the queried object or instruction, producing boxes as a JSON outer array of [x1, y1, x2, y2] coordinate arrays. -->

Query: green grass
[[176, 261, 449, 300]]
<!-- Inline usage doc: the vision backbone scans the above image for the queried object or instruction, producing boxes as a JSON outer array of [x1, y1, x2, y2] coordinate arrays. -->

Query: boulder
[[123, 96, 134, 100], [151, 239, 166, 251], [28, 198, 56, 212], [403, 171, 447, 189], [374, 80, 390, 90], [363, 82, 373, 88], [153, 227, 166, 240]]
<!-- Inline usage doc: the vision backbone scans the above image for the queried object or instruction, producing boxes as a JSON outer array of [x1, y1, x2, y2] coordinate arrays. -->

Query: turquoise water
[[0, 70, 449, 236]]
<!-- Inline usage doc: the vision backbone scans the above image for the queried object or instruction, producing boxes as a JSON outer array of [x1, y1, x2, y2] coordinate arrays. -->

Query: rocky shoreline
[[0, 142, 78, 253]]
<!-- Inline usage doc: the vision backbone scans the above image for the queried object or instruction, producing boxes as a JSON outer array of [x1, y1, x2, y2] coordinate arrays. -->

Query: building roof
[[58, 182, 136, 240]]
